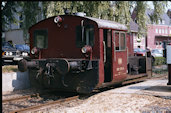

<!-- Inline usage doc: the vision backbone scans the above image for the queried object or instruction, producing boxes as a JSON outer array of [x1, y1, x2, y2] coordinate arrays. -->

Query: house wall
[[5, 29, 25, 45], [133, 32, 146, 49], [147, 24, 171, 50]]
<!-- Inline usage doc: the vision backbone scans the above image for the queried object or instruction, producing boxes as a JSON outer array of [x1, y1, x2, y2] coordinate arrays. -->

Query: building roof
[[130, 19, 138, 32], [167, 9, 171, 19], [145, 8, 171, 25], [132, 8, 171, 26]]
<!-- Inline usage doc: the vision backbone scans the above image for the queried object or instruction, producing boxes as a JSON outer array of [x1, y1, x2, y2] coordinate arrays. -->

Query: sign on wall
[[167, 45, 171, 64]]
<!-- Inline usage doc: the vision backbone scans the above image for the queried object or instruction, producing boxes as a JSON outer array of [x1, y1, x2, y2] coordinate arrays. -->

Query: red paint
[[29, 15, 100, 59], [112, 31, 127, 82], [127, 33, 134, 56], [29, 15, 129, 86], [98, 29, 104, 84], [147, 25, 171, 50]]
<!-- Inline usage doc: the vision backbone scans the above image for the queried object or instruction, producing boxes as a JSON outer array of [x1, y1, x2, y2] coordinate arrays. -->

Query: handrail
[[103, 41, 106, 63]]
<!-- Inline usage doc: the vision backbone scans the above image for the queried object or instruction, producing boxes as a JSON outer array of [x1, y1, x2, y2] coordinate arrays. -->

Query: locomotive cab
[[18, 14, 151, 94]]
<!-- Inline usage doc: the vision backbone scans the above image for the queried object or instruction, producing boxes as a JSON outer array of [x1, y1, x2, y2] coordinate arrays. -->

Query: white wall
[[5, 29, 25, 45], [2, 71, 30, 94], [133, 33, 146, 49]]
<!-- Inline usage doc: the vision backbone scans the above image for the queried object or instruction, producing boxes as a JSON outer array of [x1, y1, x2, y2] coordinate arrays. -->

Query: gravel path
[[2, 65, 171, 113], [47, 78, 171, 113]]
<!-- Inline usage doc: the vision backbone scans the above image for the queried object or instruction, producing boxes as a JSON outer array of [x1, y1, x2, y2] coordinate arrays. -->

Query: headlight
[[25, 52, 28, 56], [22, 52, 28, 56], [81, 47, 87, 53], [31, 47, 39, 55], [9, 52, 13, 56], [31, 49, 35, 54], [6, 52, 9, 56]]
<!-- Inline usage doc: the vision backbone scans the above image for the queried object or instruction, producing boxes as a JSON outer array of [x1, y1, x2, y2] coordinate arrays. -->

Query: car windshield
[[134, 48, 145, 52], [15, 44, 30, 52], [2, 42, 14, 49], [152, 49, 162, 54]]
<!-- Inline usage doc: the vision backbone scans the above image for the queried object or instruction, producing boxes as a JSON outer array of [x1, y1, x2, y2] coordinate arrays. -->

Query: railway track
[[3, 93, 40, 103], [9, 96, 79, 113]]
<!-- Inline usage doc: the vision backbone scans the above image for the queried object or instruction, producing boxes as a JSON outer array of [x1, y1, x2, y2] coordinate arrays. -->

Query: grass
[[2, 65, 18, 73]]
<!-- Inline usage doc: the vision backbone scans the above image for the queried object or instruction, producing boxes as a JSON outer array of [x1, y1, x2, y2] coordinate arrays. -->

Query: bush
[[2, 65, 18, 73], [153, 57, 166, 66]]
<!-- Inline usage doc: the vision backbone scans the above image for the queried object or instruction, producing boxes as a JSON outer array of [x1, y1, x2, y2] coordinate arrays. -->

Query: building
[[129, 19, 146, 50], [131, 8, 171, 51], [167, 9, 171, 19]]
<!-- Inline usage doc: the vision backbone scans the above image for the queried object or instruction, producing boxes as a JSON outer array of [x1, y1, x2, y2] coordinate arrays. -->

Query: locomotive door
[[103, 29, 112, 82], [112, 31, 127, 82]]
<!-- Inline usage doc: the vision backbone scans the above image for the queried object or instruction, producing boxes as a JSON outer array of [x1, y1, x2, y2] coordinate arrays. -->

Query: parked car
[[151, 49, 163, 57], [134, 48, 146, 56], [2, 42, 30, 65], [15, 44, 30, 54]]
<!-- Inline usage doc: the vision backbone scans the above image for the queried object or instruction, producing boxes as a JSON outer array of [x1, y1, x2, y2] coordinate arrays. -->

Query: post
[[167, 45, 171, 85], [168, 64, 171, 85]]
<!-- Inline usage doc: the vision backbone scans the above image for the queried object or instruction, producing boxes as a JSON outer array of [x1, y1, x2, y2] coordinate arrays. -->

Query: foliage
[[113, 1, 131, 31], [44, 1, 113, 21], [135, 1, 148, 37], [19, 1, 41, 40], [2, 1, 169, 41], [153, 57, 166, 66], [1, 1, 19, 30], [152, 1, 168, 24], [2, 65, 18, 73], [2, 1, 42, 42]]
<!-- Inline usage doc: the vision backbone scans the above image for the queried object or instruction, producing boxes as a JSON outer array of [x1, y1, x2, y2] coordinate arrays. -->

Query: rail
[[9, 95, 79, 113], [3, 93, 40, 103]]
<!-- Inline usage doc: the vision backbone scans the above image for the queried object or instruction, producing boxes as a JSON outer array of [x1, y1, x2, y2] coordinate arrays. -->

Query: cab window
[[114, 31, 126, 51], [33, 29, 48, 49], [76, 24, 94, 47]]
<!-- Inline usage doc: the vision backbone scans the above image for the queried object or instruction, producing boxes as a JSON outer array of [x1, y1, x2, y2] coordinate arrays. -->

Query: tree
[[19, 1, 41, 40], [112, 1, 131, 30], [133, 1, 168, 37], [42, 1, 114, 21], [2, 1, 42, 42], [1, 1, 19, 30], [136, 1, 148, 36], [2, 1, 169, 41], [152, 1, 168, 24]]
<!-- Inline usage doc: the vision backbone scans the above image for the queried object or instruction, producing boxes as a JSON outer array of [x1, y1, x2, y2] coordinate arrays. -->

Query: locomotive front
[[18, 15, 101, 93]]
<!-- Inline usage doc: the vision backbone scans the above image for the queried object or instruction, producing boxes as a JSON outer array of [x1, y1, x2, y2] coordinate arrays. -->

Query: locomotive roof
[[83, 16, 128, 30], [30, 15, 127, 31]]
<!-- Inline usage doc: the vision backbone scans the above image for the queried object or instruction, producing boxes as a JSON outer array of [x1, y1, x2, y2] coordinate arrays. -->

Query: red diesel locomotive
[[18, 13, 152, 94]]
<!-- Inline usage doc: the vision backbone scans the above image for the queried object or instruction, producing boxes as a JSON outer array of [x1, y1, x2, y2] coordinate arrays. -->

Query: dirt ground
[[49, 75, 171, 113]]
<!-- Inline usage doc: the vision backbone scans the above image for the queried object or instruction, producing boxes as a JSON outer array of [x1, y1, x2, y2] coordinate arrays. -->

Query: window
[[158, 20, 161, 24], [159, 29, 161, 34], [76, 24, 94, 47], [162, 20, 165, 24], [165, 29, 168, 34], [156, 28, 158, 33], [114, 32, 119, 50], [33, 29, 48, 49], [162, 29, 164, 34], [120, 33, 126, 50], [107, 30, 111, 47], [114, 32, 126, 51]]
